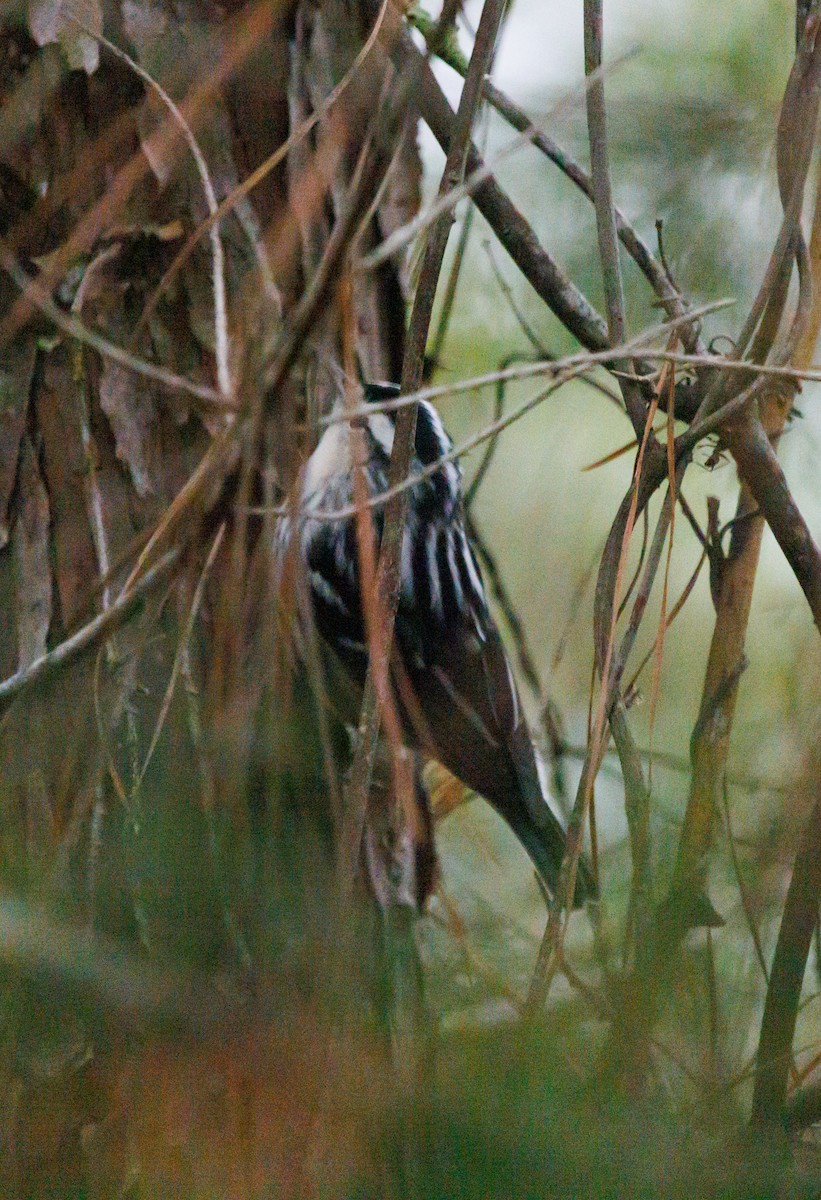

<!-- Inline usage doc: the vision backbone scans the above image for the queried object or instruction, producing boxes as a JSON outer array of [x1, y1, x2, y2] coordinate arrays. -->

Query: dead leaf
[[34, 347, 98, 627], [0, 337, 37, 550], [27, 0, 103, 75], [98, 361, 158, 499], [12, 434, 52, 669], [377, 122, 423, 295]]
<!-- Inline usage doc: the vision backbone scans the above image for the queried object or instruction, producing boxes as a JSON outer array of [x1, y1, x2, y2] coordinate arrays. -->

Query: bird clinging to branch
[[278, 381, 594, 907]]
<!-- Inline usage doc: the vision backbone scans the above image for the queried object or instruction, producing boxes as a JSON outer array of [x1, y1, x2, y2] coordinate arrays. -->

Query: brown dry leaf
[[135, 94, 182, 191], [377, 122, 423, 295], [0, 338, 37, 550], [98, 361, 159, 499], [34, 347, 98, 627], [12, 434, 52, 669], [27, 0, 102, 75], [123, 0, 241, 206]]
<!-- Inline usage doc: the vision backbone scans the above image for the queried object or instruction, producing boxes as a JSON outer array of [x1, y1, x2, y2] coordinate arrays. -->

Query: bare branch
[[752, 784, 821, 1125], [78, 20, 233, 399], [410, 8, 701, 352], [0, 239, 227, 410], [483, 78, 700, 347], [341, 0, 505, 889], [407, 36, 611, 352], [725, 413, 821, 635], [584, 0, 626, 349], [0, 549, 179, 712]]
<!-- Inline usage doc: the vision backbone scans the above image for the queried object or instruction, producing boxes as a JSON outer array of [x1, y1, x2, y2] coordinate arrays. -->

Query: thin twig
[[410, 9, 701, 352], [358, 44, 641, 273], [245, 307, 739, 528], [77, 20, 232, 398], [336, 330, 821, 435], [463, 356, 511, 508], [623, 545, 708, 700], [428, 195, 476, 369], [584, 0, 653, 447], [0, 549, 179, 710], [526, 403, 665, 1016], [342, 0, 506, 890], [251, 370, 574, 523], [356, 50, 632, 277], [465, 511, 542, 699], [558, 741, 792, 797], [407, 37, 609, 352], [584, 0, 626, 351], [137, 525, 226, 787], [721, 781, 769, 982], [0, 239, 226, 409], [725, 417, 821, 635], [752, 787, 821, 1125], [685, 15, 821, 431], [132, 0, 393, 340]]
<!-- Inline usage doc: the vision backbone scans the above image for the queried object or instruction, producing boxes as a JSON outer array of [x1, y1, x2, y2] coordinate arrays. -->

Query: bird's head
[[363, 381, 401, 404]]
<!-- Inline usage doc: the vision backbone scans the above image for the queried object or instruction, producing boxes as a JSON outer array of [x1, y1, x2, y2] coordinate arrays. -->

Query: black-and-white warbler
[[278, 382, 593, 906]]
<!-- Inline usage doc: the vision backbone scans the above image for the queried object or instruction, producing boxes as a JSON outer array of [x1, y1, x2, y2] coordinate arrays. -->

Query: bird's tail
[[397, 628, 596, 907], [489, 691, 596, 907], [494, 784, 596, 908]]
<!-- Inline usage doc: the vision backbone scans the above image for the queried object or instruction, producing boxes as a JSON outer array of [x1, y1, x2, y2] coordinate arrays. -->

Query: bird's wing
[[394, 606, 583, 898]]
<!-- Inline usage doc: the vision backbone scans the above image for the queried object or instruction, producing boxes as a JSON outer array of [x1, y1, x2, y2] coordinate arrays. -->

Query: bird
[[277, 381, 594, 908]]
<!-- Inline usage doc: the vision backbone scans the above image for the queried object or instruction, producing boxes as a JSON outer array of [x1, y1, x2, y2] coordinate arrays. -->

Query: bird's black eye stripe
[[411, 403, 460, 521], [414, 401, 452, 465]]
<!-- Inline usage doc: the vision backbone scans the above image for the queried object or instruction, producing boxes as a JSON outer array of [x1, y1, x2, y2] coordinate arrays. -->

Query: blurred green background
[[417, 0, 821, 1032], [5, 3, 821, 1193]]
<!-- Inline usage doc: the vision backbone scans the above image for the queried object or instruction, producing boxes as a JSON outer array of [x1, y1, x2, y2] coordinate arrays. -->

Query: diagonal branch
[[409, 6, 697, 345], [409, 39, 707, 426], [341, 0, 506, 889], [0, 549, 179, 712], [584, 0, 626, 350], [583, 0, 649, 449], [725, 414, 821, 635], [406, 36, 610, 352], [752, 775, 821, 1126], [479, 76, 701, 349]]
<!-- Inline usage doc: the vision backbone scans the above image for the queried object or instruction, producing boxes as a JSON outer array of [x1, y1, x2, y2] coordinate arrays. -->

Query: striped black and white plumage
[[279, 382, 593, 906]]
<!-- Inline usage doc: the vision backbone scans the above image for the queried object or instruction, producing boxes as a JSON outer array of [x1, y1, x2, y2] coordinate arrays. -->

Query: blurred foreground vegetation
[[1, 0, 821, 1195]]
